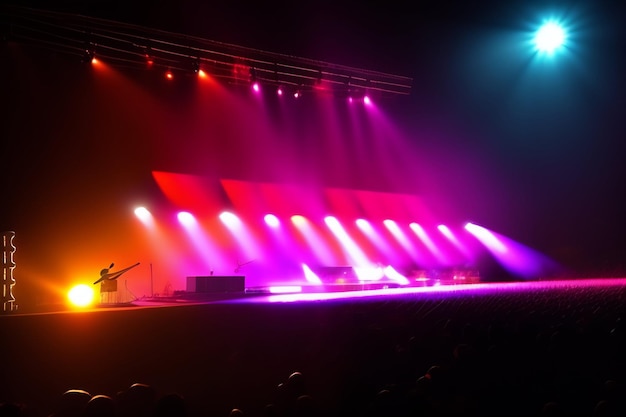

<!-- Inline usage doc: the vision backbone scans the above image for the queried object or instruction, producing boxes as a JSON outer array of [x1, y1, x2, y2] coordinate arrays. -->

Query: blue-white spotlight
[[534, 21, 566, 53]]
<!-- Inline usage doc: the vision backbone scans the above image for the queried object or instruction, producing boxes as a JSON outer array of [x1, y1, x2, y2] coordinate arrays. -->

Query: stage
[[130, 276, 626, 307]]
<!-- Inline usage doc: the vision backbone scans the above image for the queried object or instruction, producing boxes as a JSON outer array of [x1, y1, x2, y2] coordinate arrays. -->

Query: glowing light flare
[[437, 224, 453, 240], [535, 21, 566, 53], [363, 96, 371, 105], [219, 211, 241, 228], [264, 214, 280, 228], [177, 211, 195, 226], [353, 266, 384, 282], [269, 286, 302, 294], [252, 82, 260, 93], [355, 219, 370, 230], [324, 216, 370, 266], [464, 223, 507, 254], [134, 207, 154, 226], [291, 215, 306, 226], [68, 284, 95, 308], [165, 70, 174, 80]]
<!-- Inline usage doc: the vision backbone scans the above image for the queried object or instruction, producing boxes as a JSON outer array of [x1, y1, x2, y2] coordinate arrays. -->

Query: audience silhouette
[[2, 282, 626, 416]]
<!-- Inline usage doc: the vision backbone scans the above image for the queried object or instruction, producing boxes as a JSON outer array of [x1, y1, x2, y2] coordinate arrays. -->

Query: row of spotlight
[[84, 51, 374, 103]]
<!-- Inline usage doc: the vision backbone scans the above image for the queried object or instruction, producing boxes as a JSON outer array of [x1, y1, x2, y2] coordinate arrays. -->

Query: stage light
[[264, 214, 280, 228], [68, 284, 95, 308], [134, 206, 152, 221], [144, 46, 154, 67], [291, 215, 306, 226], [165, 70, 174, 80], [81, 48, 95, 64], [191, 59, 208, 78], [535, 21, 566, 53], [465, 222, 507, 253], [294, 90, 301, 98], [437, 224, 453, 239], [277, 86, 283, 96], [363, 95, 371, 105], [249, 67, 261, 92], [177, 211, 195, 226], [219, 211, 240, 227]]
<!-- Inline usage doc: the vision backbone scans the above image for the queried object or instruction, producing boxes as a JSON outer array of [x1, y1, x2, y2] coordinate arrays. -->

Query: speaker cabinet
[[186, 276, 245, 293]]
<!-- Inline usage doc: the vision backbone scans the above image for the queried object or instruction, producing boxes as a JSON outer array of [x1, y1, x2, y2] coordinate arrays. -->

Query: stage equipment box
[[186, 276, 245, 293]]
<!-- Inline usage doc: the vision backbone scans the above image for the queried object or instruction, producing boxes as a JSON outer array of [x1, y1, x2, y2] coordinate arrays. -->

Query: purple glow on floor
[[224, 278, 626, 304]]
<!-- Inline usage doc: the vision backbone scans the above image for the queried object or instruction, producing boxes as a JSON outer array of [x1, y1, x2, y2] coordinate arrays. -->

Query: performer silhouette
[[94, 262, 140, 285]]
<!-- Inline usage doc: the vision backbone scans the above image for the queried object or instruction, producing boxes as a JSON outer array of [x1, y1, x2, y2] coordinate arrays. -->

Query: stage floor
[[132, 276, 626, 307]]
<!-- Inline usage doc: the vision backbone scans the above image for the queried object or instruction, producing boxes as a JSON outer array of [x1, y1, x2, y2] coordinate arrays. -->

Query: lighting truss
[[1, 4, 413, 98]]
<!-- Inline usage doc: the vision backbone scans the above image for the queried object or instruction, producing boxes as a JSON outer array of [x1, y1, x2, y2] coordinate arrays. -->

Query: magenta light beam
[[465, 222, 561, 279], [325, 216, 370, 266]]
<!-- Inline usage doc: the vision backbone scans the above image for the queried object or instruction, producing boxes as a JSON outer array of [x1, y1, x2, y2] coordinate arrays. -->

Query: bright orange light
[[198, 69, 207, 78], [68, 284, 95, 308], [165, 71, 173, 80]]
